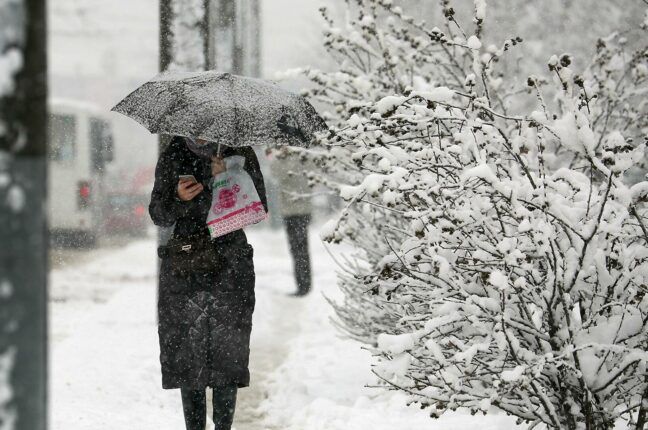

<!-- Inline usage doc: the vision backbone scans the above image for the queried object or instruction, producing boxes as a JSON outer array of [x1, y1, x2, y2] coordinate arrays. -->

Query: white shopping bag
[[206, 155, 267, 238]]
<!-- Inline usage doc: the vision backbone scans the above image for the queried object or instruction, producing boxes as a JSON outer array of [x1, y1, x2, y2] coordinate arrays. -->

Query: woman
[[149, 135, 267, 430]]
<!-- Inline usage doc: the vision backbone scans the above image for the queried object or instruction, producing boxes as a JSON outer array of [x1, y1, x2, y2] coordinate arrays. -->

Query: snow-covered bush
[[295, 1, 648, 428]]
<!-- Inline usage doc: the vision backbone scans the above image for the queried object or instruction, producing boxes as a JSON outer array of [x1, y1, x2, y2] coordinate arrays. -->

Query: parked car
[[102, 192, 150, 237]]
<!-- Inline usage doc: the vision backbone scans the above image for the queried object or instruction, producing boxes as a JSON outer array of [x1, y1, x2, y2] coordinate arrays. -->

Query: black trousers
[[180, 384, 237, 430], [283, 214, 312, 294]]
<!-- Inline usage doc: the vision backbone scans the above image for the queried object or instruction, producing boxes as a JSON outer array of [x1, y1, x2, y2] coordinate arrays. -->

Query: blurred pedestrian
[[269, 147, 313, 297], [149, 136, 267, 430]]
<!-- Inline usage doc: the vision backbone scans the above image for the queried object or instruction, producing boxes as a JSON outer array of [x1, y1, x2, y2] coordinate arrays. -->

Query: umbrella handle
[[216, 143, 222, 158]]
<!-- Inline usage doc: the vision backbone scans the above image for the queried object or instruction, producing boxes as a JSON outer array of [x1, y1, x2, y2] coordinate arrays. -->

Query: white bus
[[47, 98, 114, 247]]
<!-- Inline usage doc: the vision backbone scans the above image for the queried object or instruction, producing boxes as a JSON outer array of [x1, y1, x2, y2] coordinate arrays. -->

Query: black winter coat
[[149, 136, 268, 390]]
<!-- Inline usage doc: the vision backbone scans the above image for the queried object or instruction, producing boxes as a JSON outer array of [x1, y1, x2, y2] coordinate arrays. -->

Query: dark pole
[[0, 0, 48, 428], [157, 0, 174, 253], [250, 0, 262, 78], [203, 0, 211, 69], [231, 0, 243, 74], [159, 0, 173, 153], [158, 0, 173, 204], [159, 0, 173, 74]]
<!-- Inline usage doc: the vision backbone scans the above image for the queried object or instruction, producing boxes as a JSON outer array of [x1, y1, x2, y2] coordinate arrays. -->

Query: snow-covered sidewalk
[[49, 226, 306, 430], [50, 226, 522, 429], [256, 240, 523, 430]]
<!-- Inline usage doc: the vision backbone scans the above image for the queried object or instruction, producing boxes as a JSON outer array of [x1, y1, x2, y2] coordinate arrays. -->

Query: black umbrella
[[111, 70, 328, 148]]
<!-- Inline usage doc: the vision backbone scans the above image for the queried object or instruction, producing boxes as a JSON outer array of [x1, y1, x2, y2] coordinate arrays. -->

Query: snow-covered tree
[[293, 0, 648, 428]]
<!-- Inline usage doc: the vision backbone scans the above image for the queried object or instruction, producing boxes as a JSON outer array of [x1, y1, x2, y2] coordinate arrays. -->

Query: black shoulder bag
[[157, 230, 221, 275]]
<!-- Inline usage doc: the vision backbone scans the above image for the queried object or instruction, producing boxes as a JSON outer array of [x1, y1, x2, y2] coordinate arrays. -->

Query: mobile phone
[[178, 174, 198, 184]]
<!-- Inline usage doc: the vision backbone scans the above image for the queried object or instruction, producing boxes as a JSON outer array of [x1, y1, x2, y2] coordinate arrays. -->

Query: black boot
[[212, 383, 238, 430], [180, 387, 206, 430]]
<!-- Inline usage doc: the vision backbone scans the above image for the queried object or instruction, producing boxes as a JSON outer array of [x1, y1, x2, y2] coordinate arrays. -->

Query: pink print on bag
[[212, 185, 241, 214]]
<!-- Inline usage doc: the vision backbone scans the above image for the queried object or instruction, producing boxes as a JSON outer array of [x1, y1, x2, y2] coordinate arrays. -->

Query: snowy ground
[[50, 225, 523, 430]]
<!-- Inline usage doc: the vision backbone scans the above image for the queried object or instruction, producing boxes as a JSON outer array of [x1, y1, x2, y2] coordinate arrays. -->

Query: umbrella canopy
[[110, 70, 328, 147]]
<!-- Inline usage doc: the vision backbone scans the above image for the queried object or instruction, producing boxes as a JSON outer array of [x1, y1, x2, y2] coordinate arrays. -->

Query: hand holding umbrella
[[211, 156, 226, 176]]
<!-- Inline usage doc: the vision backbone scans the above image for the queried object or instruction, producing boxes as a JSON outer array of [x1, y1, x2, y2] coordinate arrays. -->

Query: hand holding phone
[[178, 174, 197, 184], [177, 175, 203, 201]]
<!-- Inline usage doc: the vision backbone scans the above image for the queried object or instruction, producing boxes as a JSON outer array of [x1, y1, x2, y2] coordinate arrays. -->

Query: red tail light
[[134, 205, 146, 217], [78, 181, 91, 209]]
